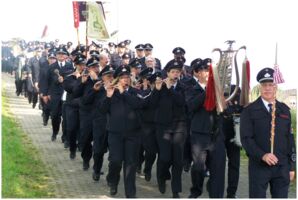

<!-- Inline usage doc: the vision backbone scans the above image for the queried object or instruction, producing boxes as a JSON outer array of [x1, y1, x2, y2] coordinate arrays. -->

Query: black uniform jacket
[[185, 81, 217, 134], [240, 97, 296, 170], [151, 81, 187, 128], [100, 87, 145, 135], [46, 61, 73, 97]]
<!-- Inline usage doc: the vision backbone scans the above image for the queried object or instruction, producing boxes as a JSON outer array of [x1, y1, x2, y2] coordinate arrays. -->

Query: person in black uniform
[[46, 47, 73, 141], [240, 67, 296, 198], [28, 46, 43, 108], [223, 85, 242, 198], [142, 43, 161, 70], [134, 44, 146, 68], [124, 39, 135, 59], [109, 41, 126, 68], [39, 44, 54, 126], [136, 67, 159, 182], [84, 65, 114, 181], [62, 54, 86, 159], [39, 51, 56, 126], [152, 60, 187, 198], [74, 57, 101, 170], [186, 58, 226, 198], [100, 65, 144, 198]]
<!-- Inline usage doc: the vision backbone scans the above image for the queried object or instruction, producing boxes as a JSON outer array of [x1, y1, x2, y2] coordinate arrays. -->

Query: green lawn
[[2, 89, 55, 198]]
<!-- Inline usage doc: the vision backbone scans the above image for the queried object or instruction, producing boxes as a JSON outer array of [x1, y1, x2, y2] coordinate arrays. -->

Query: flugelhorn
[[212, 40, 246, 113]]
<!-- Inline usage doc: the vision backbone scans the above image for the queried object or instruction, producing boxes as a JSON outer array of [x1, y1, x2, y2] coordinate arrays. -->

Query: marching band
[[1, 39, 296, 198]]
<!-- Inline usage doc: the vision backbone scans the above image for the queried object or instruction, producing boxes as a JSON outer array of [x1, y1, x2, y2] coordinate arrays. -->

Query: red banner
[[73, 1, 80, 28]]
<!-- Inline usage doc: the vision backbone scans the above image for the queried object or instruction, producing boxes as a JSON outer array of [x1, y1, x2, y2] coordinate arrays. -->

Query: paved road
[[2, 73, 296, 198]]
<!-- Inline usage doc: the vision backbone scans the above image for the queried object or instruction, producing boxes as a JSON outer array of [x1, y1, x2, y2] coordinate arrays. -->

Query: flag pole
[[275, 43, 278, 65], [270, 42, 278, 154], [76, 28, 80, 45]]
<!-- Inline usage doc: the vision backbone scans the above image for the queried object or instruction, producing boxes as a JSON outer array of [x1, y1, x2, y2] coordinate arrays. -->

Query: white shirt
[[58, 61, 66, 67], [193, 76, 206, 90], [261, 98, 273, 112]]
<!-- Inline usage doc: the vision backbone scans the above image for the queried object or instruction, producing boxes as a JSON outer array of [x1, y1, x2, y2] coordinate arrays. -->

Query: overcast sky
[[1, 0, 298, 89]]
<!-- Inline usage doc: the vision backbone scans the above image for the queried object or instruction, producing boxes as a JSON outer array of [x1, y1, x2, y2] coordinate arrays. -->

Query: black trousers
[[190, 131, 226, 198], [106, 132, 140, 197], [66, 105, 80, 153], [79, 110, 93, 163], [92, 117, 108, 174], [61, 102, 67, 142], [140, 124, 158, 175], [40, 96, 50, 123], [156, 123, 186, 194], [184, 118, 192, 168], [223, 117, 240, 196], [49, 97, 62, 135], [27, 91, 38, 105], [249, 160, 290, 198]]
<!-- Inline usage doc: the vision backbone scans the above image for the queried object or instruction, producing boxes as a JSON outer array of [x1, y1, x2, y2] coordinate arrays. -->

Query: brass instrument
[[212, 40, 246, 113]]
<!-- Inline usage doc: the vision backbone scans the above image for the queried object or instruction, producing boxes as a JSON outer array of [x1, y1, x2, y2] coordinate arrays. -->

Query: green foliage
[[2, 89, 55, 198]]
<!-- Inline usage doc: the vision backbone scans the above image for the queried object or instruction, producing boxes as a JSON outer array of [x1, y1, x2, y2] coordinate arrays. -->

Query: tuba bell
[[212, 40, 246, 113]]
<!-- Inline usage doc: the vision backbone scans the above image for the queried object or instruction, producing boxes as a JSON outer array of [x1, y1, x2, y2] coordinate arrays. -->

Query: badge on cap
[[122, 68, 127, 72], [264, 73, 270, 78]]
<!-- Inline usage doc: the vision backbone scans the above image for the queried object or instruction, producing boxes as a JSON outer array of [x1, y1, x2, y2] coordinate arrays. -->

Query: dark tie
[[268, 103, 273, 113], [60, 62, 63, 68]]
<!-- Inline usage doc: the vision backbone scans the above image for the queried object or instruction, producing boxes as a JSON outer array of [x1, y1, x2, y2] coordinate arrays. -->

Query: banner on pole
[[87, 1, 109, 40], [72, 1, 80, 28]]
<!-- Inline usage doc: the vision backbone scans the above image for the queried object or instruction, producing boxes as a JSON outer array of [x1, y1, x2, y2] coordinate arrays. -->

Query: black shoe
[[183, 163, 191, 172], [70, 152, 76, 160], [32, 103, 36, 108], [188, 193, 200, 198], [173, 192, 180, 198], [110, 185, 117, 196], [43, 120, 48, 126], [83, 161, 89, 170], [137, 166, 142, 174], [126, 194, 136, 198], [227, 194, 238, 198], [158, 179, 166, 194], [42, 115, 48, 126], [92, 171, 100, 181], [64, 141, 69, 149], [51, 134, 57, 141], [145, 173, 151, 182]]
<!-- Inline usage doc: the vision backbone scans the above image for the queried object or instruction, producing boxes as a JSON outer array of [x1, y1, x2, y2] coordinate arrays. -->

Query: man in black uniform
[[62, 54, 86, 159], [28, 46, 43, 108], [84, 65, 114, 181], [100, 66, 143, 198], [136, 67, 159, 181], [110, 41, 126, 68], [240, 67, 296, 198], [186, 58, 226, 198], [134, 44, 145, 68], [152, 60, 187, 198], [46, 47, 73, 141], [142, 43, 161, 70], [39, 51, 56, 126], [74, 57, 101, 170]]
